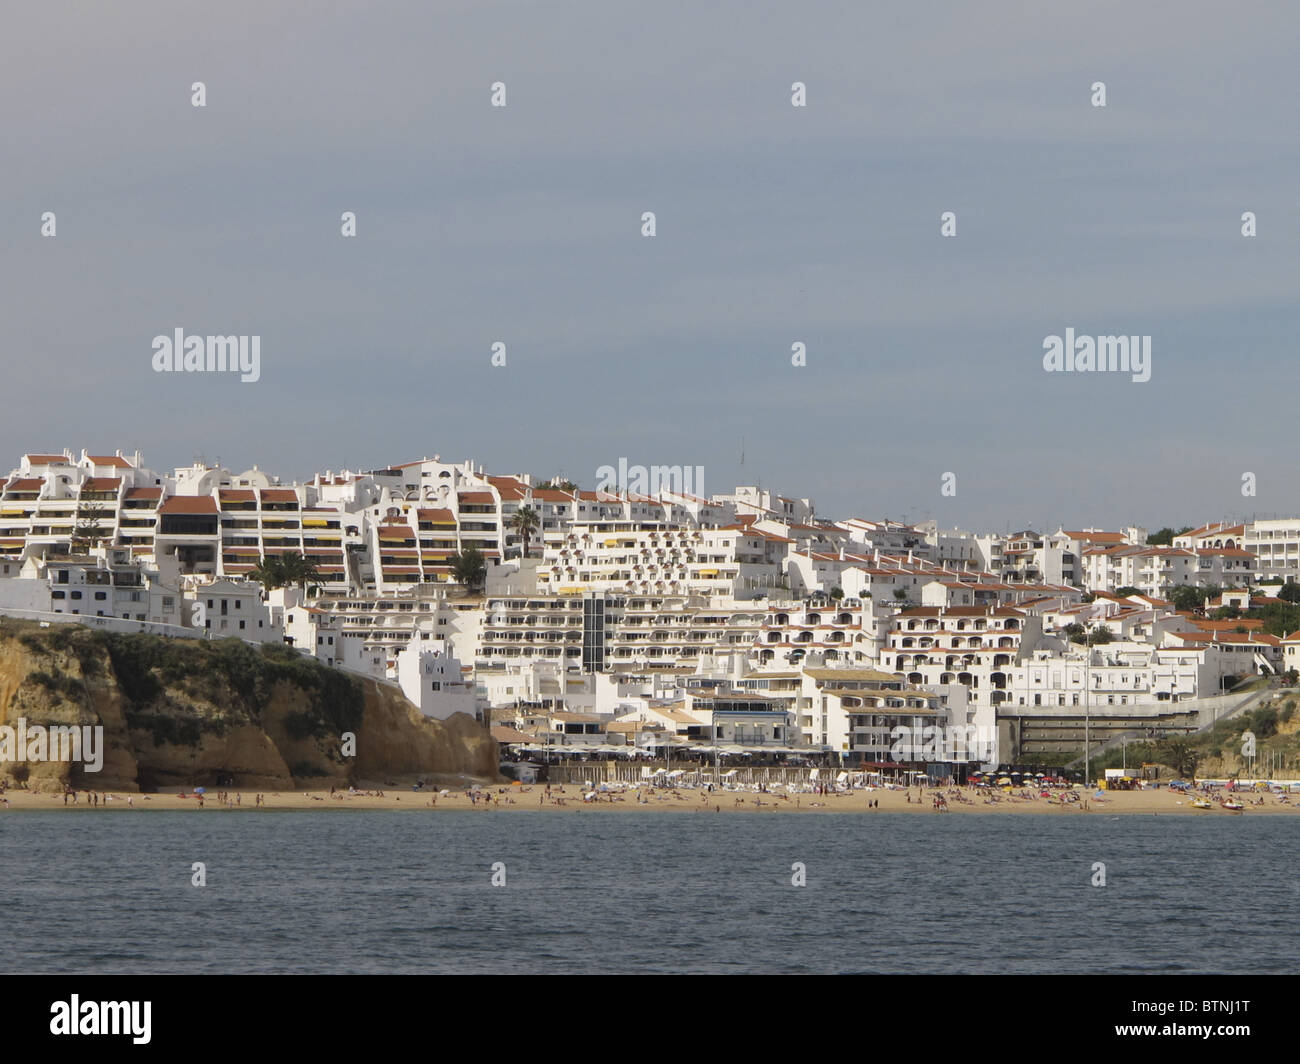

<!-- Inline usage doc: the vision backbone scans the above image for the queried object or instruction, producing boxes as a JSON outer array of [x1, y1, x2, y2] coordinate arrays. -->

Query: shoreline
[[4, 785, 1300, 816]]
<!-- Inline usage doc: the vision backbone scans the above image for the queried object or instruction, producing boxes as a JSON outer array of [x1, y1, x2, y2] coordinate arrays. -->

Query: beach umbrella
[[194, 787, 206, 795]]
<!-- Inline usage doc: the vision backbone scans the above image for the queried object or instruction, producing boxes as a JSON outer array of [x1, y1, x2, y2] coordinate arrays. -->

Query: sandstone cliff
[[0, 618, 498, 792]]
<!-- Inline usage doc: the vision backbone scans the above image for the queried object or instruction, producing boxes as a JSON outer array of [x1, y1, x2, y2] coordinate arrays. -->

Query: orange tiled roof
[[159, 496, 218, 515]]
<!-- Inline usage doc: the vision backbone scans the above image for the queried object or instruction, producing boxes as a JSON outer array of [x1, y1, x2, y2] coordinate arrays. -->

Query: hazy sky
[[3, 1, 1298, 533]]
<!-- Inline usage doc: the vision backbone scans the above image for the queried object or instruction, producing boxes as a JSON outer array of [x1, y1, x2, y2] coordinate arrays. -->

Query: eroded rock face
[[0, 620, 498, 791]]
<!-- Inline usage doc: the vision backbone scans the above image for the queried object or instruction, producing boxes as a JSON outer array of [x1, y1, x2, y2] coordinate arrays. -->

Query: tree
[[537, 478, 576, 491], [1255, 600, 1300, 637], [249, 555, 286, 590], [248, 552, 321, 593], [279, 551, 323, 592], [1114, 586, 1141, 598], [1161, 737, 1200, 780], [509, 506, 540, 560], [829, 587, 844, 601], [1089, 625, 1114, 645], [893, 587, 910, 603], [71, 502, 109, 554], [1170, 585, 1204, 613], [1062, 622, 1086, 642], [1148, 526, 1193, 546], [1279, 582, 1300, 604], [451, 548, 487, 594]]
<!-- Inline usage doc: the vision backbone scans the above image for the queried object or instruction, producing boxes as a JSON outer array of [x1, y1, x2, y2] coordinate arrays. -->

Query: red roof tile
[[159, 496, 218, 515], [81, 477, 121, 492]]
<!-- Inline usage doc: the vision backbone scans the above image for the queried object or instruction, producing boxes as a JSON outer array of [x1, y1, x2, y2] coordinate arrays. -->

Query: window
[[94, 591, 106, 600], [71, 591, 82, 600]]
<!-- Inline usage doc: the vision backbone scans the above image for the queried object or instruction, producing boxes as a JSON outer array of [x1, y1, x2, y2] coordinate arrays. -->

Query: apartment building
[[879, 606, 1040, 711], [1243, 519, 1300, 581], [1082, 544, 1256, 596], [751, 597, 875, 667], [478, 592, 770, 673], [537, 524, 787, 601]]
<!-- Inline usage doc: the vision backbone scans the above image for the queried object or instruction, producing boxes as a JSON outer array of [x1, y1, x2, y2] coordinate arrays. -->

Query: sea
[[2, 811, 1295, 974]]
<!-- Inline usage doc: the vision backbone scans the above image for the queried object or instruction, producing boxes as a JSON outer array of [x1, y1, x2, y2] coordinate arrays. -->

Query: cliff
[[0, 618, 498, 792]]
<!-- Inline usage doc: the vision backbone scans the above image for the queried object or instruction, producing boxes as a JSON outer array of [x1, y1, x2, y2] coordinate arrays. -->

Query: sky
[[3, 1, 1298, 534]]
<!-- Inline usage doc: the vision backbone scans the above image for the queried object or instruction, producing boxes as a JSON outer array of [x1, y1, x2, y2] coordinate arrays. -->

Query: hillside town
[[2, 448, 1294, 778]]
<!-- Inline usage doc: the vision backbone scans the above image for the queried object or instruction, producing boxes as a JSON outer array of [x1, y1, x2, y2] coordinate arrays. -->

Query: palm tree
[[510, 506, 540, 560], [451, 548, 487, 595], [248, 555, 287, 590], [279, 551, 323, 593], [249, 552, 323, 595]]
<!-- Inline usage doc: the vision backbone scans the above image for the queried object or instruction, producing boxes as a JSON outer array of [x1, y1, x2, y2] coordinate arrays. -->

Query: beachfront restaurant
[[686, 692, 794, 754]]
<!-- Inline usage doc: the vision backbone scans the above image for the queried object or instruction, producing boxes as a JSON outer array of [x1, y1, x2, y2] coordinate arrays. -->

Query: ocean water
[[1, 810, 1295, 974]]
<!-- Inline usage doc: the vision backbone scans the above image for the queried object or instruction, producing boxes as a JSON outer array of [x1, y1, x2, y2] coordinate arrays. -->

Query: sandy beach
[[3, 784, 1299, 815]]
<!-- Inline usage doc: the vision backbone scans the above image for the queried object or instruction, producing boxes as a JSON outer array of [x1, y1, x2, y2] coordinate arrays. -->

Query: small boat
[[1191, 798, 1214, 810], [1220, 799, 1244, 812]]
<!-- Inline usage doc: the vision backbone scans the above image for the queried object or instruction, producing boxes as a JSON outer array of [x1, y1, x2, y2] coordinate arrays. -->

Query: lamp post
[[1083, 628, 1091, 787], [714, 711, 721, 788]]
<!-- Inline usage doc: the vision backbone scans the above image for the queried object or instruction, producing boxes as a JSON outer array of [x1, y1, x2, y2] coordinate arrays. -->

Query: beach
[[3, 783, 1298, 815]]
